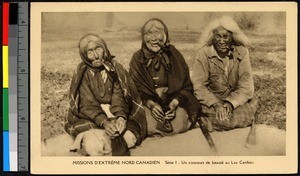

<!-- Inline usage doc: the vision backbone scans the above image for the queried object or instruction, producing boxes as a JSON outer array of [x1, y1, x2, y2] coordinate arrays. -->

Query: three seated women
[[64, 16, 258, 155]]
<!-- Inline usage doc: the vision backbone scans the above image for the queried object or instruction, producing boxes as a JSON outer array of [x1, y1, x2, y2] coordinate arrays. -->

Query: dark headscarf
[[140, 18, 171, 71], [130, 18, 202, 119]]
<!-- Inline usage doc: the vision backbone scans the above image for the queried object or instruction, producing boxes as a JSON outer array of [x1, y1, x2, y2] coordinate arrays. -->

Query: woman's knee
[[171, 107, 189, 133], [145, 106, 190, 136]]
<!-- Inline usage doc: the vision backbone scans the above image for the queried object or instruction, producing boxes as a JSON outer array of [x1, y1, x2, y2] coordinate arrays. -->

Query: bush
[[234, 13, 260, 31]]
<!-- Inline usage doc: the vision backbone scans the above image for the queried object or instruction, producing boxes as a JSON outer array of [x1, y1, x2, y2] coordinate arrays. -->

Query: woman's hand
[[213, 102, 227, 121], [165, 99, 179, 120], [223, 101, 233, 120], [103, 120, 119, 139], [146, 100, 165, 120], [115, 117, 127, 135]]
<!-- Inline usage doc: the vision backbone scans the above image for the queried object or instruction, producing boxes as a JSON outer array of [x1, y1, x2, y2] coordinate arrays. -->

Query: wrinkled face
[[86, 41, 105, 67], [87, 41, 104, 61], [212, 26, 233, 56], [143, 20, 167, 53]]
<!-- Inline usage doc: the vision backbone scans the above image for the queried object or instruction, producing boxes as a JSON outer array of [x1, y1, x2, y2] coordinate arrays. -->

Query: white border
[[30, 2, 298, 174]]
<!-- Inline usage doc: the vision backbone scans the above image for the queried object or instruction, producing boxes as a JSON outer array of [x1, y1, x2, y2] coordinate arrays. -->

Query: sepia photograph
[[30, 2, 297, 174]]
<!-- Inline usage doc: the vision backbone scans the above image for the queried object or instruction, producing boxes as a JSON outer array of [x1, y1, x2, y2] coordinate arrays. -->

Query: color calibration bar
[[2, 2, 19, 172], [3, 2, 10, 172]]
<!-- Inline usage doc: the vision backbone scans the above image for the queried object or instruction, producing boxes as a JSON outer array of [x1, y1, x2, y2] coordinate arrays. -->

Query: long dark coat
[[129, 44, 201, 117]]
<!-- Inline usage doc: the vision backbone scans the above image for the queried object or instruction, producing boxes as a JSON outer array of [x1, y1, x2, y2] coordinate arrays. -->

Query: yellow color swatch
[[3, 46, 9, 88]]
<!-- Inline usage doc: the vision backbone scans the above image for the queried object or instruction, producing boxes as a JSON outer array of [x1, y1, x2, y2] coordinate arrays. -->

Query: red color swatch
[[2, 2, 9, 45]]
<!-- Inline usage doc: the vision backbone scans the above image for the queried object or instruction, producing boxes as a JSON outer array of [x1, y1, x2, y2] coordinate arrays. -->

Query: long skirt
[[145, 107, 191, 136]]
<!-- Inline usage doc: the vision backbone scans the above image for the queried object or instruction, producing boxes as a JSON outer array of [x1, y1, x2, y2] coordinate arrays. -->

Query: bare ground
[[42, 124, 286, 156]]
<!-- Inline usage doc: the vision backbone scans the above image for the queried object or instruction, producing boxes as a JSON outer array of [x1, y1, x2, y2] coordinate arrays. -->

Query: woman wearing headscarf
[[65, 34, 147, 155], [191, 16, 259, 131], [129, 18, 201, 136]]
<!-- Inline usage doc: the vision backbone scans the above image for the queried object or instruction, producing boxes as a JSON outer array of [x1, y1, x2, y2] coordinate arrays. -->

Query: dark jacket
[[65, 61, 147, 144], [129, 44, 201, 117], [65, 34, 147, 143], [78, 67, 128, 127]]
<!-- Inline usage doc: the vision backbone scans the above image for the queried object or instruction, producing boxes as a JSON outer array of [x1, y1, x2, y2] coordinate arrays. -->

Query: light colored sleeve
[[191, 48, 220, 107], [225, 48, 254, 108]]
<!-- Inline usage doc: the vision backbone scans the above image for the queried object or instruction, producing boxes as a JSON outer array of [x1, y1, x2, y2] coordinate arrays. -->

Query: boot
[[111, 135, 130, 156], [126, 119, 143, 146], [245, 117, 256, 148]]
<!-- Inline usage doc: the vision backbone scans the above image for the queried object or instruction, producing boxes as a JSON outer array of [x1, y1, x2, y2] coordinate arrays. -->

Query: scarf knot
[[142, 47, 171, 71]]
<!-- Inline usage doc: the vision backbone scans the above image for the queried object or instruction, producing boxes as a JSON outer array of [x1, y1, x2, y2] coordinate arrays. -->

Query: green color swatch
[[3, 88, 9, 131]]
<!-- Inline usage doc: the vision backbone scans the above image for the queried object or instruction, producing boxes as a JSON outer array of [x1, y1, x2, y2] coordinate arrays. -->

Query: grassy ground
[[41, 29, 286, 141]]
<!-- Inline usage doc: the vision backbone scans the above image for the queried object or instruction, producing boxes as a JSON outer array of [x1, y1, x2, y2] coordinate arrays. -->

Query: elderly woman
[[191, 16, 259, 131], [129, 18, 201, 136], [65, 34, 147, 155]]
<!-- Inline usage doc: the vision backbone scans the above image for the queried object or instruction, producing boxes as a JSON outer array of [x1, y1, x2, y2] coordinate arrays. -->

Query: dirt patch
[[41, 67, 71, 140], [254, 75, 286, 129], [42, 124, 285, 156]]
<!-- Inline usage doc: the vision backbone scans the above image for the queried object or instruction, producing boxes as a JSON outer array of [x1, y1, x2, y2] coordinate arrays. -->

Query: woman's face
[[212, 26, 233, 56], [87, 41, 104, 61], [143, 21, 166, 53], [86, 41, 105, 67]]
